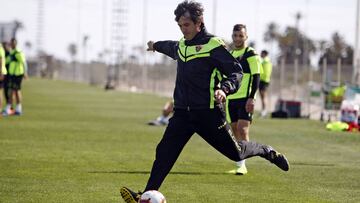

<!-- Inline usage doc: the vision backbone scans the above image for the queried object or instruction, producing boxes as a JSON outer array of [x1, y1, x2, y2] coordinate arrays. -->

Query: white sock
[[6, 104, 11, 111], [236, 160, 245, 167], [16, 104, 22, 112]]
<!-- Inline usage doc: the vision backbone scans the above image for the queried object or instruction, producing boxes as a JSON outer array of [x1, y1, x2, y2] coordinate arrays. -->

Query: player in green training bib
[[226, 24, 262, 175]]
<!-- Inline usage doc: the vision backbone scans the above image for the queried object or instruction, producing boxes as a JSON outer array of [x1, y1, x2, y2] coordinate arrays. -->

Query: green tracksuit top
[[8, 48, 26, 76], [260, 56, 272, 83], [227, 46, 262, 100], [0, 44, 6, 75]]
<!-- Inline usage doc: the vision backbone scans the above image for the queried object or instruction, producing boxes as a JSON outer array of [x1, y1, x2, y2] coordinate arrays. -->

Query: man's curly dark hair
[[174, 0, 204, 28]]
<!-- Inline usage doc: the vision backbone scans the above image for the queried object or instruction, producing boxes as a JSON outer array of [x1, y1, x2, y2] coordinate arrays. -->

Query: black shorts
[[9, 75, 24, 90], [226, 98, 253, 123], [259, 81, 270, 91], [0, 77, 3, 88]]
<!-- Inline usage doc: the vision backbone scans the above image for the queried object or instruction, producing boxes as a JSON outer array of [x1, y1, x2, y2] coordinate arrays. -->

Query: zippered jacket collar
[[184, 27, 214, 46]]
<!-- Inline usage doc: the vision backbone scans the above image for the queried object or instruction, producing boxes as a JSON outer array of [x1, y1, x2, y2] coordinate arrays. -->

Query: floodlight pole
[[294, 58, 298, 100], [142, 0, 148, 90], [36, 0, 44, 55], [354, 0, 360, 85], [102, 0, 107, 63], [77, 0, 81, 60], [212, 0, 217, 34], [280, 57, 285, 100]]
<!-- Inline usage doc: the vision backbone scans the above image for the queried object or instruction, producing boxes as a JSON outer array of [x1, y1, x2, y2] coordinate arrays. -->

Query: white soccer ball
[[138, 190, 167, 203]]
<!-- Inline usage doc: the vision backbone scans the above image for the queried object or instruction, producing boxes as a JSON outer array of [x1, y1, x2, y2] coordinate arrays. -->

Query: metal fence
[[28, 56, 354, 120]]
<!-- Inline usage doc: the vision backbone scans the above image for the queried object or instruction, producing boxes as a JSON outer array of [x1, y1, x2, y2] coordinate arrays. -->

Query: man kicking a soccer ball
[[120, 1, 289, 202]]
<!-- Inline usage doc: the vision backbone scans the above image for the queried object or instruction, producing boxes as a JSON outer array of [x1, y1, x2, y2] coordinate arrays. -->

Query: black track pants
[[144, 107, 268, 191], [3, 75, 10, 103]]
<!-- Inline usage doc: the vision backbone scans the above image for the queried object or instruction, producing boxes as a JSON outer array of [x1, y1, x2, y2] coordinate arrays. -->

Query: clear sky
[[0, 0, 357, 62]]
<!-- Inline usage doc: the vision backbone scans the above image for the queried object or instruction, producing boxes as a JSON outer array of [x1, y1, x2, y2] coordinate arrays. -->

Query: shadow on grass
[[88, 162, 340, 175], [88, 170, 232, 175], [291, 162, 335, 167]]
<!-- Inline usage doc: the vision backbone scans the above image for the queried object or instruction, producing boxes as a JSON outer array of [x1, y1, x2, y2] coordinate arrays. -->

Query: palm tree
[[67, 43, 78, 81], [82, 35, 89, 63], [67, 43, 78, 62], [319, 32, 353, 65], [264, 22, 279, 43], [25, 41, 32, 52], [12, 20, 24, 38], [274, 26, 316, 64], [263, 22, 279, 62]]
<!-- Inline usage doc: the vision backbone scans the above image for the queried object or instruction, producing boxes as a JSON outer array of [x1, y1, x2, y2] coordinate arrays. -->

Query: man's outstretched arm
[[147, 40, 178, 60]]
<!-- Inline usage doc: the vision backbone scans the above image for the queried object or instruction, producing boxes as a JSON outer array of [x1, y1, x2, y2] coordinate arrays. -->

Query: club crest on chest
[[195, 45, 203, 52]]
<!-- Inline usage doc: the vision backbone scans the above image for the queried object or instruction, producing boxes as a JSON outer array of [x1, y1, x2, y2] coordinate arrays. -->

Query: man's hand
[[215, 89, 226, 103], [147, 41, 155, 52], [245, 98, 255, 113]]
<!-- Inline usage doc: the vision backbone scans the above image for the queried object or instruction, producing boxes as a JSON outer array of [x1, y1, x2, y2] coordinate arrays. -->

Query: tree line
[[263, 12, 353, 65]]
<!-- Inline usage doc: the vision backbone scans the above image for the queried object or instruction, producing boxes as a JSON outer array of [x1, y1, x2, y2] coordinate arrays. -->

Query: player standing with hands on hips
[[120, 1, 289, 202]]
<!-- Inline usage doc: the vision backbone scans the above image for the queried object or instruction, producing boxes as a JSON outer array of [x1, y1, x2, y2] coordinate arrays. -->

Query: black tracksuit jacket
[[153, 28, 243, 110]]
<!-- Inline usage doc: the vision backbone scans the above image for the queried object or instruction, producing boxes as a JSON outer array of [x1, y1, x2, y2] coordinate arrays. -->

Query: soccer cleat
[[160, 118, 169, 125], [147, 117, 168, 126], [236, 164, 248, 175], [14, 111, 22, 116], [227, 164, 248, 175], [2, 109, 14, 116], [148, 119, 162, 126], [120, 187, 141, 203], [264, 147, 289, 171]]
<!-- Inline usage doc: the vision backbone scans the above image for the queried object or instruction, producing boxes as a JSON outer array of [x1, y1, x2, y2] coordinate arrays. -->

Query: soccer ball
[[139, 190, 166, 203]]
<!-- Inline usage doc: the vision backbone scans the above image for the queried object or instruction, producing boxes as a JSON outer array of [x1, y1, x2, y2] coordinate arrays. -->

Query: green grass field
[[1, 78, 360, 203]]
